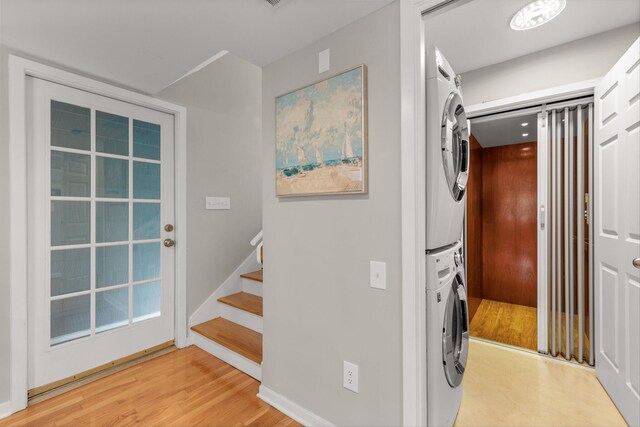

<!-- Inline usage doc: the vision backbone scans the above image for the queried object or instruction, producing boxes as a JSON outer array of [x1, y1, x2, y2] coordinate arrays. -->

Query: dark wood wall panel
[[481, 141, 538, 308], [466, 135, 484, 322]]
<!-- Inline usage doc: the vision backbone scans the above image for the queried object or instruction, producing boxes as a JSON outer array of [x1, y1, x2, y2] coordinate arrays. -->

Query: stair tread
[[191, 318, 262, 364], [218, 292, 263, 317], [240, 270, 263, 283]]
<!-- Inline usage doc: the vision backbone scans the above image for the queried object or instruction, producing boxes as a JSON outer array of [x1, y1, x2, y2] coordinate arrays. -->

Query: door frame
[[8, 55, 188, 414], [464, 84, 597, 356], [400, 0, 601, 420]]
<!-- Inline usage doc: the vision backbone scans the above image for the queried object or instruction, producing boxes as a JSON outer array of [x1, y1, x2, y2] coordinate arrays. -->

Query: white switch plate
[[370, 261, 386, 290], [319, 48, 330, 73], [205, 197, 231, 210], [343, 361, 359, 393]]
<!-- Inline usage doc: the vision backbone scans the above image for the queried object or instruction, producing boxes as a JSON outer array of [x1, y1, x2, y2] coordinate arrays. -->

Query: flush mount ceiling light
[[510, 0, 567, 31], [521, 122, 529, 126], [522, 133, 530, 137]]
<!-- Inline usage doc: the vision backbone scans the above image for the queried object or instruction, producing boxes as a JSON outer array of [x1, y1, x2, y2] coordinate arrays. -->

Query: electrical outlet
[[343, 361, 359, 393]]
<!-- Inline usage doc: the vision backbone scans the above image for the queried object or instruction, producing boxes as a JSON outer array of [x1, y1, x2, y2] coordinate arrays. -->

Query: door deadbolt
[[164, 238, 175, 248], [165, 224, 174, 232]]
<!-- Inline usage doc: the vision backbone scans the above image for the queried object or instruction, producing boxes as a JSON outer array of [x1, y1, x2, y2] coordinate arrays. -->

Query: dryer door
[[442, 273, 469, 387], [441, 92, 470, 201]]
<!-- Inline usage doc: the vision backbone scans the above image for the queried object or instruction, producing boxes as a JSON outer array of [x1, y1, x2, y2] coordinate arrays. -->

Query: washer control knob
[[454, 252, 462, 267]]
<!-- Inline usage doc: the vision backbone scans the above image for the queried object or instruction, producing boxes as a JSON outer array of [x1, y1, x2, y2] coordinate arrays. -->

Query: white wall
[[461, 23, 640, 106], [261, 3, 402, 426], [0, 44, 12, 406], [157, 54, 262, 315]]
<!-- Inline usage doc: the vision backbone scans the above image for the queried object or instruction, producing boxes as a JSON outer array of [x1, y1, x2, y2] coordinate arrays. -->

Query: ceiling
[[471, 113, 538, 148], [0, 0, 392, 94], [425, 0, 640, 74]]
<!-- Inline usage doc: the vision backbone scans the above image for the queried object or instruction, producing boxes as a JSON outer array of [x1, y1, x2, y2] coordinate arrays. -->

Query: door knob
[[634, 257, 640, 269], [165, 224, 174, 232], [164, 238, 175, 248]]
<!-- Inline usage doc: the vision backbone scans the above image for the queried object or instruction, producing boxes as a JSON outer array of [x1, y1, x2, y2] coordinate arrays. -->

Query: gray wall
[[261, 3, 402, 426], [0, 43, 12, 404], [157, 54, 262, 316], [461, 23, 640, 106]]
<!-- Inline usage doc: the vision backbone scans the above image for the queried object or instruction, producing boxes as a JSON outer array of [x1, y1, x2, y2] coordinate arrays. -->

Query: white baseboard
[[0, 400, 16, 420], [220, 304, 263, 333], [257, 385, 335, 427], [189, 249, 260, 328], [190, 331, 261, 381]]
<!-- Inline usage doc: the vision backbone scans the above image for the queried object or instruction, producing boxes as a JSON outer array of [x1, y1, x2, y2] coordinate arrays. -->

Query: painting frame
[[275, 64, 368, 197]]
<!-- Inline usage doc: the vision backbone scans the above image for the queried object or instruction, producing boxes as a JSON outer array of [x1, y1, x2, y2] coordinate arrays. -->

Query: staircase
[[190, 269, 264, 380]]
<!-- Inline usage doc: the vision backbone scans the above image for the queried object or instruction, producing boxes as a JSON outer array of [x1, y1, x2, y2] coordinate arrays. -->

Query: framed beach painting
[[275, 65, 368, 197]]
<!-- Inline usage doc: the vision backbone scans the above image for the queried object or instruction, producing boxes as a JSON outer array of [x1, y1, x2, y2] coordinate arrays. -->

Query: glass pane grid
[[49, 103, 163, 347]]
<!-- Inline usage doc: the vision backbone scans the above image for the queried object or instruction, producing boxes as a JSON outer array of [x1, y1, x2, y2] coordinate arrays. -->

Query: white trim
[[188, 249, 260, 328], [242, 276, 263, 297], [0, 401, 14, 421], [159, 50, 229, 93], [257, 385, 335, 427], [7, 55, 188, 415], [401, 2, 445, 426], [536, 111, 549, 353], [219, 304, 263, 333], [466, 78, 599, 118], [189, 332, 262, 381]]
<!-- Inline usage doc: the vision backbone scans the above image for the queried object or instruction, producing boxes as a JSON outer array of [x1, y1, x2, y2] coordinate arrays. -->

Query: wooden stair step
[[191, 318, 262, 364], [218, 292, 263, 317], [240, 270, 263, 283]]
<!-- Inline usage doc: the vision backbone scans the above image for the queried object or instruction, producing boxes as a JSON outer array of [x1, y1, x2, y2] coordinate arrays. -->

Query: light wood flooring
[[470, 299, 592, 361], [191, 318, 263, 364], [0, 339, 625, 427], [456, 339, 626, 426], [470, 299, 538, 351], [0, 346, 299, 427]]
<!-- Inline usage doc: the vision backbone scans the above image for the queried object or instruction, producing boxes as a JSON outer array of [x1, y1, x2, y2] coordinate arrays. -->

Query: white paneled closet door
[[594, 37, 640, 427]]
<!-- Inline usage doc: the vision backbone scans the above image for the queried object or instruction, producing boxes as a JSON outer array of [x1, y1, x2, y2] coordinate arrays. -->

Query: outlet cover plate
[[343, 361, 359, 393]]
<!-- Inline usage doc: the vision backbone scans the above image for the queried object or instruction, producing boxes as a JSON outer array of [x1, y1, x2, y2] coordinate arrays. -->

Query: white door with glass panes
[[27, 77, 176, 389]]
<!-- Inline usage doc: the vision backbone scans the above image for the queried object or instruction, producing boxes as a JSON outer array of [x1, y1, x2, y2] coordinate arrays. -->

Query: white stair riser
[[242, 278, 263, 297], [220, 304, 263, 333], [190, 332, 261, 381]]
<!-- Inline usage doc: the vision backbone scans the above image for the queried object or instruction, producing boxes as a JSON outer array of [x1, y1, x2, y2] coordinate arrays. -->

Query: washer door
[[441, 92, 470, 202], [442, 274, 469, 387]]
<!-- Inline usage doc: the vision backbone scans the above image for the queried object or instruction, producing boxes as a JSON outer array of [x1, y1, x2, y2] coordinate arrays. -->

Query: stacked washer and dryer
[[425, 46, 471, 427]]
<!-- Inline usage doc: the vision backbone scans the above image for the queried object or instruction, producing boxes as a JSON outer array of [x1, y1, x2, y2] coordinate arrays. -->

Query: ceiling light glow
[[522, 133, 529, 137], [510, 0, 566, 31], [521, 122, 529, 127]]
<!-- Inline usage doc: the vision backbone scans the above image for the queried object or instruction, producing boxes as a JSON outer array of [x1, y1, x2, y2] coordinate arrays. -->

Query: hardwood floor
[[470, 299, 592, 360], [218, 292, 264, 317], [191, 318, 263, 364], [0, 339, 624, 427], [470, 299, 538, 351], [456, 339, 625, 426], [0, 346, 299, 427]]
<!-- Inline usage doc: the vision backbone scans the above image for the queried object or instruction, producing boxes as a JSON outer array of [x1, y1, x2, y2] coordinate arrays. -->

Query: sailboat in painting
[[275, 65, 368, 196]]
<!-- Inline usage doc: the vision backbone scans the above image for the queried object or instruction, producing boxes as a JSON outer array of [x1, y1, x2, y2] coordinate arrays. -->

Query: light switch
[[205, 197, 230, 210], [319, 48, 330, 73], [370, 261, 386, 290]]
